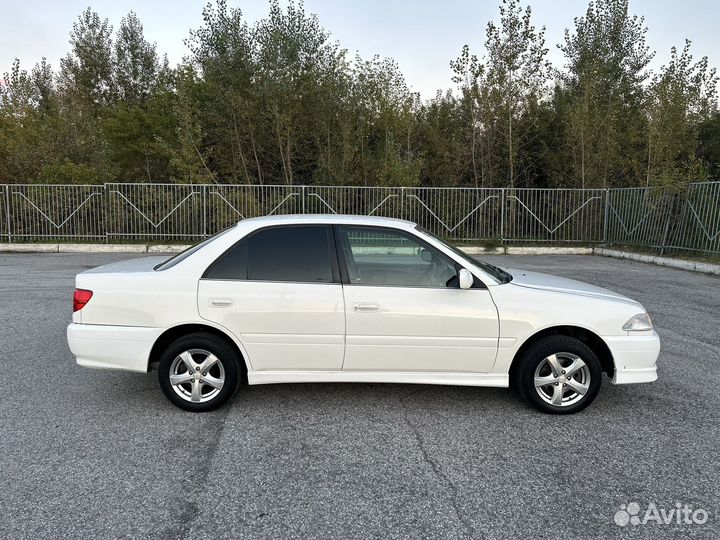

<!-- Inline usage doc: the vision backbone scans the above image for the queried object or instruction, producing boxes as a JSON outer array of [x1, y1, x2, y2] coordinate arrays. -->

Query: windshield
[[154, 227, 233, 271], [415, 226, 513, 284]]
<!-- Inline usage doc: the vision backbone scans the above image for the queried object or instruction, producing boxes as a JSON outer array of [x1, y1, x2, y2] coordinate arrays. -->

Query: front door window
[[336, 226, 458, 288]]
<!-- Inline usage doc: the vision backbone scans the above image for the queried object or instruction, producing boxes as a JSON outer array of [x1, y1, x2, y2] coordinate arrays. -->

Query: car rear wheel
[[158, 333, 240, 412], [516, 335, 602, 414]]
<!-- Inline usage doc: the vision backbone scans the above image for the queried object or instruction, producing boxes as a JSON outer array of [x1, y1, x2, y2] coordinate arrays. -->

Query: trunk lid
[[80, 256, 168, 274]]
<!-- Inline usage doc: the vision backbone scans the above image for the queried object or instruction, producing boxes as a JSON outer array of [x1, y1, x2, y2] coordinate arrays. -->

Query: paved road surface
[[0, 252, 717, 539]]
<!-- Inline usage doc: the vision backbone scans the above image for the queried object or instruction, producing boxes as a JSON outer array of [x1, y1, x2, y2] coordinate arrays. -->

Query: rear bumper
[[604, 332, 661, 384], [67, 323, 163, 373]]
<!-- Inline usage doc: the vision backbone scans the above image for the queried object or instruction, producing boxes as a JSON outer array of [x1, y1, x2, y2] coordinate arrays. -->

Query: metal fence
[[1, 182, 719, 254]]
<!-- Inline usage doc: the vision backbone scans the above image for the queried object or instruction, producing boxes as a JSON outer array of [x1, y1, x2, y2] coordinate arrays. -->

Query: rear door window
[[205, 225, 336, 283]]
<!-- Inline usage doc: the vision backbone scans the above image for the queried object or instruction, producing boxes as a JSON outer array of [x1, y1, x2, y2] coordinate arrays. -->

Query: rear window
[[154, 228, 232, 271]]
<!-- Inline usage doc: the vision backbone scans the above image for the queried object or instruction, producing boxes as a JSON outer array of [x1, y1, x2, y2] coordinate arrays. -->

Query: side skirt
[[247, 370, 509, 388]]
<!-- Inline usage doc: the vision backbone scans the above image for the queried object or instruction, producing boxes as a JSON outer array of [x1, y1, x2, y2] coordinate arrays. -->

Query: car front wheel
[[516, 335, 602, 414], [158, 333, 240, 412]]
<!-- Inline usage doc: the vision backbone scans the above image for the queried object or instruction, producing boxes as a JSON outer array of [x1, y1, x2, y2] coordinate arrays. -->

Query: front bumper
[[604, 331, 660, 384], [67, 323, 163, 373]]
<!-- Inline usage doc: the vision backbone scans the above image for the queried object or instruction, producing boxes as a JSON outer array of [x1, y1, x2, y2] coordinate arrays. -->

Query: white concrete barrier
[[505, 246, 593, 255], [458, 246, 505, 255], [593, 248, 720, 276], [0, 243, 59, 253], [58, 244, 148, 253], [147, 245, 190, 253]]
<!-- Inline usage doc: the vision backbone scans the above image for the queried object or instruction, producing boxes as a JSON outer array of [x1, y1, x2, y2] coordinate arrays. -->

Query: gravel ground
[[0, 252, 718, 540]]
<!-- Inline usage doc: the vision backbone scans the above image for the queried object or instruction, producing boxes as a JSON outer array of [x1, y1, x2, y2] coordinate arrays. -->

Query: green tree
[[59, 8, 115, 108], [114, 11, 159, 104], [103, 11, 175, 182], [254, 0, 340, 185], [169, 65, 216, 184], [187, 0, 261, 183], [560, 0, 653, 188], [698, 113, 720, 178], [1, 0, 719, 189], [453, 0, 550, 188], [352, 56, 421, 186], [417, 91, 467, 187], [450, 45, 486, 187], [645, 40, 718, 187]]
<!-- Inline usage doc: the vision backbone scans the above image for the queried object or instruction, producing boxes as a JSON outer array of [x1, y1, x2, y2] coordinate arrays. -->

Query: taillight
[[73, 289, 93, 312]]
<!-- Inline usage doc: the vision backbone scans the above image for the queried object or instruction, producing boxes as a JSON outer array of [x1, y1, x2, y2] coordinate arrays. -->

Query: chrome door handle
[[353, 303, 379, 313], [209, 298, 233, 307]]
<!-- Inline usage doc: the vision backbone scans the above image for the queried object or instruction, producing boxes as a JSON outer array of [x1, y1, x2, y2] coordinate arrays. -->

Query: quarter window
[[206, 225, 335, 283], [336, 226, 458, 288]]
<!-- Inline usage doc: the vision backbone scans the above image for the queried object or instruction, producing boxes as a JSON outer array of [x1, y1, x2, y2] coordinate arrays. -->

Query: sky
[[1, 0, 719, 98]]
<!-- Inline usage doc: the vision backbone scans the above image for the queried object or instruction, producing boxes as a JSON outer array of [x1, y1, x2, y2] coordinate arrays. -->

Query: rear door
[[336, 225, 499, 373], [198, 225, 345, 371]]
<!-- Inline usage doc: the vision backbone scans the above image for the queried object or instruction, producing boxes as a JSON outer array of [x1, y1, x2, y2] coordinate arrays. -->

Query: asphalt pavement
[[0, 252, 718, 540]]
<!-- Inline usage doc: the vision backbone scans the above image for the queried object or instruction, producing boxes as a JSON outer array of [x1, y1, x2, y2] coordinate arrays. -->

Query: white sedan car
[[67, 215, 659, 414]]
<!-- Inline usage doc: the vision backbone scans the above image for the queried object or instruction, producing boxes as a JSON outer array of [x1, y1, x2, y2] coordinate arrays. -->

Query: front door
[[335, 225, 499, 373], [198, 225, 345, 371]]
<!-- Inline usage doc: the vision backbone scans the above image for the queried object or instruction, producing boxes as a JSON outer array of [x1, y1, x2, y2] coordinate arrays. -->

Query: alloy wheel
[[533, 352, 591, 407], [169, 348, 226, 403]]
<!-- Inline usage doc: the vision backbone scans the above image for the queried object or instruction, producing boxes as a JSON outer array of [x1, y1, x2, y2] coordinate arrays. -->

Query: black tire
[[515, 335, 602, 414], [158, 332, 241, 412]]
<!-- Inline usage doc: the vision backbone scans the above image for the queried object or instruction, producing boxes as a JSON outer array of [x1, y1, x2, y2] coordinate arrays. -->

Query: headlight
[[623, 313, 653, 332]]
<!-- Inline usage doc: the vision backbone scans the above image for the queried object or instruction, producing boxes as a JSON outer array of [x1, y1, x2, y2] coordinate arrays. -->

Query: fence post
[[659, 218, 671, 256], [301, 185, 306, 214], [202, 185, 207, 237], [499, 188, 505, 243], [4, 185, 10, 243], [400, 187, 405, 220], [103, 184, 108, 243], [602, 188, 610, 244], [658, 190, 673, 256], [103, 183, 110, 243]]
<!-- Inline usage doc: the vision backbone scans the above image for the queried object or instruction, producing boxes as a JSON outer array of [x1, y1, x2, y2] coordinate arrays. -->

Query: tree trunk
[[646, 133, 652, 187], [508, 104, 514, 189], [144, 151, 152, 183], [327, 125, 332, 182], [185, 125, 216, 184], [232, 110, 251, 184], [360, 128, 367, 186], [580, 124, 586, 190], [406, 123, 410, 162], [275, 113, 289, 185], [286, 125, 292, 185], [471, 104, 479, 189], [247, 119, 263, 186]]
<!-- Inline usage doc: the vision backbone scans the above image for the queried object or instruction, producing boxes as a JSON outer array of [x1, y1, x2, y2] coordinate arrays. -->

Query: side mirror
[[458, 268, 473, 289]]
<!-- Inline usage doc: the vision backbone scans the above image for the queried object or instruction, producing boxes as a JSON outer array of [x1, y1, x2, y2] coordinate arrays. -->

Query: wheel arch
[[148, 323, 250, 374], [508, 325, 615, 388]]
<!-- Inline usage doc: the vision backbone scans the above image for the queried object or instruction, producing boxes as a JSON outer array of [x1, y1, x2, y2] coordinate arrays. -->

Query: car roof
[[235, 214, 417, 229]]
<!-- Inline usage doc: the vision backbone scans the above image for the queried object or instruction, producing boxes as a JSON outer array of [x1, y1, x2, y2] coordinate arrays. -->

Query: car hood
[[81, 256, 168, 274], [504, 267, 642, 306]]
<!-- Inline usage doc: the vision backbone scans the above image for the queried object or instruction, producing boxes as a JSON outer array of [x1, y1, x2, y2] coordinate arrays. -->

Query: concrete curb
[[147, 245, 189, 254], [505, 246, 594, 255], [459, 246, 593, 255], [0, 243, 188, 254], [58, 244, 148, 253], [457, 246, 504, 255], [0, 243, 60, 253], [593, 248, 720, 276]]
